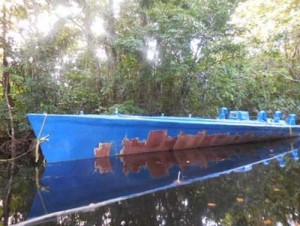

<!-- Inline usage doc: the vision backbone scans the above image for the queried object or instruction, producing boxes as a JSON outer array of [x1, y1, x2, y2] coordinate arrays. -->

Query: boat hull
[[27, 114, 300, 163]]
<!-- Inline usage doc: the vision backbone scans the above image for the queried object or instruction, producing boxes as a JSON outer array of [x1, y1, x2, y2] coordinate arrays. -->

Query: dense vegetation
[[1, 1, 300, 224], [1, 0, 300, 144]]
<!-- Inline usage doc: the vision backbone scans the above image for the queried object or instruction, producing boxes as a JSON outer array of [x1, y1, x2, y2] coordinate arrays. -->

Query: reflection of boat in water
[[25, 139, 300, 224]]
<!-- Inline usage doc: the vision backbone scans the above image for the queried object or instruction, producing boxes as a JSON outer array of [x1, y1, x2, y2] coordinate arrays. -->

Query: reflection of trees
[[0, 154, 298, 225], [262, 159, 300, 225], [0, 161, 37, 225], [44, 156, 300, 226], [214, 158, 300, 226], [1, 162, 14, 226]]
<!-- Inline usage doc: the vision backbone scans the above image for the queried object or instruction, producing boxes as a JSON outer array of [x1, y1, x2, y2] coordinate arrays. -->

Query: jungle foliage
[[1, 0, 300, 140]]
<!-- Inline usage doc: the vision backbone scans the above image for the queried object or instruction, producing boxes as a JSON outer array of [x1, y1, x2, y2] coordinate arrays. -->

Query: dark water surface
[[1, 139, 300, 226]]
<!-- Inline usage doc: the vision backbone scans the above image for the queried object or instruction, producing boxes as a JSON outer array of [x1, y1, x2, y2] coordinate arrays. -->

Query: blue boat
[[24, 139, 299, 224], [27, 108, 300, 163]]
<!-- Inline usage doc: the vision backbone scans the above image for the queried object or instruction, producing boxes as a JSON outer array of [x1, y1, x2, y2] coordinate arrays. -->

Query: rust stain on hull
[[119, 130, 251, 156], [120, 130, 176, 155], [94, 130, 263, 158], [94, 143, 112, 158], [173, 131, 206, 150]]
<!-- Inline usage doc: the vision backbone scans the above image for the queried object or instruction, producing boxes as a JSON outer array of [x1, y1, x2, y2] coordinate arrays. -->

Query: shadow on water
[[1, 138, 300, 226]]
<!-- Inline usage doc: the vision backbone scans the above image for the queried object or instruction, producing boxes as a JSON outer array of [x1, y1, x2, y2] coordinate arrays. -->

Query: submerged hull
[[27, 113, 300, 163]]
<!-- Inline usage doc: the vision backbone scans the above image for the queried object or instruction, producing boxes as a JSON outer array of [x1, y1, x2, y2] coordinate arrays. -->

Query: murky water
[[1, 139, 300, 226]]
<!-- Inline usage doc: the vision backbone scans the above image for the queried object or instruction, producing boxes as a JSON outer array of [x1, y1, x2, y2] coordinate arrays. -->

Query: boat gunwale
[[27, 113, 300, 128]]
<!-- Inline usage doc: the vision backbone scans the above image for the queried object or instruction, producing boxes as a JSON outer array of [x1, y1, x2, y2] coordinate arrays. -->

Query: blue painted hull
[[25, 139, 300, 223], [27, 113, 300, 163]]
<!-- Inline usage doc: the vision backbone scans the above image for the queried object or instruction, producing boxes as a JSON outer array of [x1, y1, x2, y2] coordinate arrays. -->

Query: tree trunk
[[1, 3, 16, 158], [104, 0, 118, 102]]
